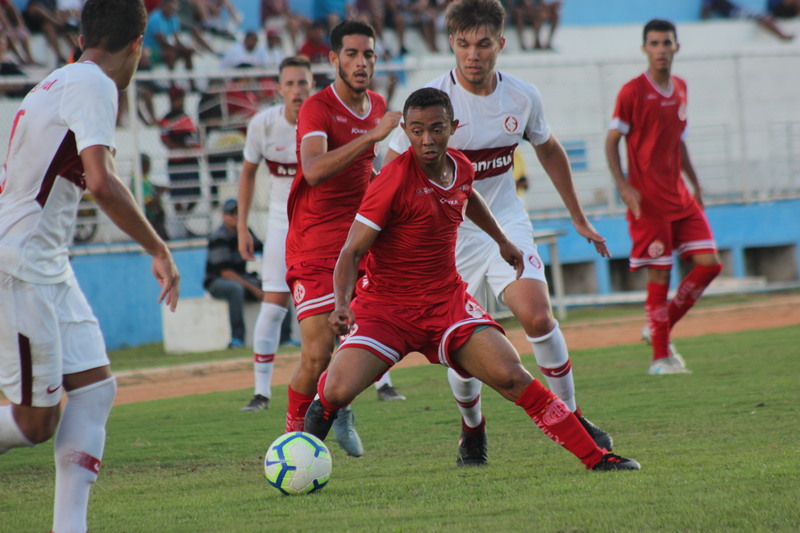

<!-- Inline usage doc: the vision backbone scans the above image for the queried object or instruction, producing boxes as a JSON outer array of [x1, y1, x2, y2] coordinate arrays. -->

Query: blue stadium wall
[[75, 199, 800, 350]]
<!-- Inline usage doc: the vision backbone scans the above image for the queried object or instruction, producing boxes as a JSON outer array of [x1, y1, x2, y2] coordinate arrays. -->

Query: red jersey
[[610, 73, 697, 221], [286, 85, 386, 266], [354, 148, 475, 305]]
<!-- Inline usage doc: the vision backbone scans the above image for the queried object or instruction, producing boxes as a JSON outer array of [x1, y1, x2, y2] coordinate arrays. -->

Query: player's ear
[[78, 34, 85, 50], [328, 49, 338, 67], [450, 119, 459, 134]]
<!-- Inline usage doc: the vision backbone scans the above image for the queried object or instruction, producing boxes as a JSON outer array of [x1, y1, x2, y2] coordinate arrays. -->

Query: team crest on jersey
[[333, 115, 347, 123], [416, 187, 434, 195], [648, 240, 666, 258], [678, 104, 687, 121], [527, 254, 543, 270], [465, 300, 485, 319], [292, 281, 306, 304], [503, 115, 520, 134], [542, 398, 571, 426]]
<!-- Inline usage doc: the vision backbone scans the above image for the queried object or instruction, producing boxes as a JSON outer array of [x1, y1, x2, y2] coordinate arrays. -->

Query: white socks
[[526, 321, 577, 412], [373, 372, 392, 390], [0, 404, 33, 454], [53, 376, 116, 533], [447, 369, 483, 428], [252, 303, 288, 398]]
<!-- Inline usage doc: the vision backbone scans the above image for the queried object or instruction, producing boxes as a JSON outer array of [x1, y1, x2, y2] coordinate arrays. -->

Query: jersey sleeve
[[61, 68, 117, 153], [387, 124, 410, 155], [355, 163, 403, 231], [609, 82, 635, 135], [522, 83, 552, 146], [243, 112, 266, 164], [297, 97, 329, 141]]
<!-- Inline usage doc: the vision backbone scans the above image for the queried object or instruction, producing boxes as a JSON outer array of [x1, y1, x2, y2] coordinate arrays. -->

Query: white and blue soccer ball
[[264, 431, 332, 495]]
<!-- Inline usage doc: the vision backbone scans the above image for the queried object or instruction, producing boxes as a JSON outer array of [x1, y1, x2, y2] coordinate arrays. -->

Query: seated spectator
[[315, 0, 357, 33], [190, 0, 241, 40], [768, 0, 799, 18], [408, 0, 447, 53], [264, 28, 286, 68], [22, 0, 75, 64], [298, 21, 332, 86], [0, 34, 35, 98], [159, 86, 202, 212], [702, 0, 794, 41], [144, 0, 197, 85], [204, 198, 264, 349], [531, 0, 561, 50], [136, 153, 170, 241], [221, 31, 268, 70], [354, 0, 410, 56], [262, 0, 310, 49], [0, 0, 37, 65]]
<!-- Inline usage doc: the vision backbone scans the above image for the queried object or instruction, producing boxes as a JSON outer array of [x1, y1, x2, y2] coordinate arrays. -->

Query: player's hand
[[619, 183, 642, 219], [238, 226, 256, 261], [499, 240, 525, 279], [371, 111, 403, 142], [152, 252, 180, 312], [573, 218, 612, 258], [328, 305, 356, 336]]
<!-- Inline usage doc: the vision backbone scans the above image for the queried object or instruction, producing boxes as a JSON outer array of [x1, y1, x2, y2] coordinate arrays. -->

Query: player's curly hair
[[643, 19, 678, 44], [445, 0, 505, 39], [403, 88, 454, 123], [81, 0, 147, 53], [330, 20, 376, 53]]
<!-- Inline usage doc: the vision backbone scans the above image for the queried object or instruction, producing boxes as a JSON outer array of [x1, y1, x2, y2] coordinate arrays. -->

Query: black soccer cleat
[[591, 453, 641, 471], [456, 427, 488, 466], [578, 415, 613, 451], [303, 399, 335, 441]]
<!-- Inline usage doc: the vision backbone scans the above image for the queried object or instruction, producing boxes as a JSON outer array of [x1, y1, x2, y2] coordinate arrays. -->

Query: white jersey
[[388, 69, 551, 234], [0, 62, 117, 284], [243, 104, 297, 231]]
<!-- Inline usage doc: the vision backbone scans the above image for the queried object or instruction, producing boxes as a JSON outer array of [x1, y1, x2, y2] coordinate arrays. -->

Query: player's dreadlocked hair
[[445, 0, 505, 39], [403, 88, 455, 123], [81, 0, 147, 53]]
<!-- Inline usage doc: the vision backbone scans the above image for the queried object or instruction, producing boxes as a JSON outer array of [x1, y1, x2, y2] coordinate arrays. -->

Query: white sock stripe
[[65, 376, 116, 398], [341, 336, 401, 363], [525, 320, 560, 344]]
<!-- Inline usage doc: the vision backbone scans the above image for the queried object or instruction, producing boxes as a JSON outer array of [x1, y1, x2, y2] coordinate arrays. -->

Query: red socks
[[515, 380, 604, 469], [286, 386, 314, 433], [668, 264, 722, 328], [646, 282, 670, 360]]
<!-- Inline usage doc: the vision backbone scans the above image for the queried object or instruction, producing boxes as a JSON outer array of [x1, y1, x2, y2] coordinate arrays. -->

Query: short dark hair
[[643, 19, 677, 44], [445, 0, 505, 38], [329, 20, 376, 53], [81, 0, 147, 53], [403, 88, 454, 123], [279, 56, 312, 75]]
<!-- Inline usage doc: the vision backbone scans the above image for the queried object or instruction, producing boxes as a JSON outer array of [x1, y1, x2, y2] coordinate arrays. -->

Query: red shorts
[[286, 258, 337, 320], [628, 207, 717, 271], [339, 285, 503, 378]]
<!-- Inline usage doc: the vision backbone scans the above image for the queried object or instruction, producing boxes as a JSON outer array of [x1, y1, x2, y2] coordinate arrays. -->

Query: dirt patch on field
[[107, 294, 800, 406]]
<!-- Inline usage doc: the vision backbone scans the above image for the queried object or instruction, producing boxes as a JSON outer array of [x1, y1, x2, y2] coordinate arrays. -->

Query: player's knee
[[18, 407, 60, 444], [523, 310, 555, 337]]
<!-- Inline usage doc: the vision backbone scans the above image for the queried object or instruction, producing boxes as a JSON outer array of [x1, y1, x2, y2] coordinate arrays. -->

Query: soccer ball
[[264, 431, 332, 495]]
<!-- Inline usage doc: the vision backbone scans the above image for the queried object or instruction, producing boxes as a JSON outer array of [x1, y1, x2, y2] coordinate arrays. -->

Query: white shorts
[[456, 217, 547, 306], [0, 273, 108, 407], [261, 223, 289, 293]]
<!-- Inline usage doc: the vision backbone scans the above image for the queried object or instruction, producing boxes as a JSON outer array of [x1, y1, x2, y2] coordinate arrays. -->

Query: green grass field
[[2, 324, 799, 532]]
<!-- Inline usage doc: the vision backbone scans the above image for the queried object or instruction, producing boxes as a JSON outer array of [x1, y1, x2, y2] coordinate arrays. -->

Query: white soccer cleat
[[648, 355, 692, 375]]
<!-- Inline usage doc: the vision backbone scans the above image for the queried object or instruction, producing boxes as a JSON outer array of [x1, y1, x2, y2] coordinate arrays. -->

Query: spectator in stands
[[315, 0, 358, 32], [261, 0, 310, 49], [221, 31, 268, 70], [190, 0, 241, 40], [408, 0, 447, 52], [264, 28, 286, 67], [701, 0, 794, 41], [136, 153, 170, 241], [768, 0, 799, 18], [22, 0, 75, 64], [504, 0, 536, 50], [159, 86, 202, 212], [204, 198, 264, 349], [531, 0, 561, 49], [355, 0, 410, 56], [0, 34, 35, 98], [298, 21, 333, 86], [0, 0, 37, 65], [144, 0, 197, 86]]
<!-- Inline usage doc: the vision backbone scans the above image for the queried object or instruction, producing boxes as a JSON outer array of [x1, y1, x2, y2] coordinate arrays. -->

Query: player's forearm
[[302, 136, 377, 186], [538, 144, 588, 222], [605, 134, 628, 191], [237, 162, 258, 226], [332, 252, 360, 309], [680, 142, 701, 192], [465, 191, 508, 244]]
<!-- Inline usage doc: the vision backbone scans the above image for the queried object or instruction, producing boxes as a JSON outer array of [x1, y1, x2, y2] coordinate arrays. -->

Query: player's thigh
[[261, 224, 289, 293], [487, 223, 547, 304], [58, 277, 109, 377], [673, 210, 719, 264], [299, 312, 336, 362], [0, 275, 63, 408], [324, 346, 390, 405], [502, 277, 555, 335], [452, 327, 532, 402]]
